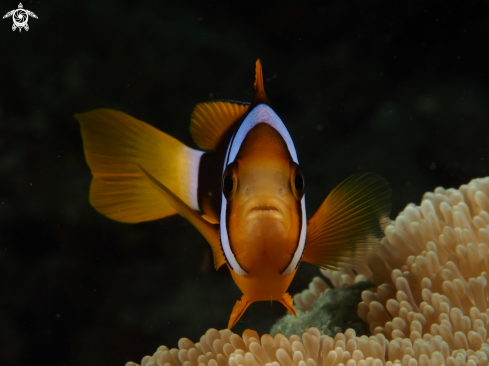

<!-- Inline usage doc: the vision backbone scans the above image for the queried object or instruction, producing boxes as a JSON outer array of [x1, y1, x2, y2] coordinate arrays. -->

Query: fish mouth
[[250, 205, 279, 212], [239, 197, 291, 231]]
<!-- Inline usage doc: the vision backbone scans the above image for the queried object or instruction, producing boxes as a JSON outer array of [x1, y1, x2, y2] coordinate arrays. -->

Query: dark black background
[[1, 1, 488, 365]]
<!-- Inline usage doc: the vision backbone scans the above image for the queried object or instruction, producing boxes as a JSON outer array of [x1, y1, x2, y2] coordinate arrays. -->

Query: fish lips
[[237, 196, 291, 233]]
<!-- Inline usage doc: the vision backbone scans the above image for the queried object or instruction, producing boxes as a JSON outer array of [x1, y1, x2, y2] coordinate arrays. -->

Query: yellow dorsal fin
[[190, 101, 249, 150], [76, 109, 202, 224], [302, 173, 391, 270], [138, 164, 226, 271], [253, 59, 270, 105]]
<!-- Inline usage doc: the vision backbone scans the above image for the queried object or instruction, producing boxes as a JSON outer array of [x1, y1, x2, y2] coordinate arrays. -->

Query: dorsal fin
[[190, 101, 249, 150], [252, 59, 270, 105]]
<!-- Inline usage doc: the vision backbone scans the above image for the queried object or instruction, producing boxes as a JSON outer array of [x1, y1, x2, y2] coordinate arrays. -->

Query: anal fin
[[279, 293, 297, 318], [228, 295, 252, 329]]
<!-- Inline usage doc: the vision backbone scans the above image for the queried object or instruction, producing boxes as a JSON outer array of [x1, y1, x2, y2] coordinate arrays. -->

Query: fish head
[[223, 122, 304, 274]]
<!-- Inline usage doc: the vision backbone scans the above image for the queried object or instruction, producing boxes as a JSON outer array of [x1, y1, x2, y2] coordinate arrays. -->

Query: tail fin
[[75, 109, 203, 223]]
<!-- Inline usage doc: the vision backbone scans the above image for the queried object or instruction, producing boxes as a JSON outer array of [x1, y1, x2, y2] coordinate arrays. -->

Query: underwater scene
[[1, 1, 489, 366]]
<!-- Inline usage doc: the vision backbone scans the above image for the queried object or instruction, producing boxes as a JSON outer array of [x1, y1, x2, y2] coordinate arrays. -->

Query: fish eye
[[290, 162, 305, 200], [223, 174, 234, 192], [222, 162, 238, 200], [295, 172, 304, 193]]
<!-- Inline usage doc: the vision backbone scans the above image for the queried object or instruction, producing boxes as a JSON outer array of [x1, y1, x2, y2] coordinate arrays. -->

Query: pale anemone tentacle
[[357, 177, 489, 341], [126, 327, 394, 366], [126, 325, 488, 366], [127, 176, 489, 366]]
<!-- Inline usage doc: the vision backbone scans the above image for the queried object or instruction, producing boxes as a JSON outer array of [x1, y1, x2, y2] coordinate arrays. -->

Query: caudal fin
[[76, 109, 203, 223], [302, 172, 391, 270]]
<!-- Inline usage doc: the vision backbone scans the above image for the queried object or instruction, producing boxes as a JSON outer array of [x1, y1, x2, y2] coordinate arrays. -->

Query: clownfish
[[76, 60, 391, 328]]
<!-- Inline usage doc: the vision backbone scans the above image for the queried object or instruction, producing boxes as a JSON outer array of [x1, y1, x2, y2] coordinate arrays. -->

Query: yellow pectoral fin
[[303, 172, 391, 270], [76, 109, 202, 224], [138, 165, 226, 271], [279, 293, 297, 318], [228, 295, 252, 329]]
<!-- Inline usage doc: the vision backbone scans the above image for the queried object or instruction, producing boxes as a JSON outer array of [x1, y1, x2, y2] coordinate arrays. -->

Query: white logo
[[3, 3, 37, 32]]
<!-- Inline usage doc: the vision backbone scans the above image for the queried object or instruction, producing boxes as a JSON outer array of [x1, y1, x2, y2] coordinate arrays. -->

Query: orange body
[[224, 123, 302, 325], [227, 124, 301, 275]]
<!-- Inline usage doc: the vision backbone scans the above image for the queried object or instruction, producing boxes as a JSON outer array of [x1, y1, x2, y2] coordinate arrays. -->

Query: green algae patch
[[270, 281, 374, 338]]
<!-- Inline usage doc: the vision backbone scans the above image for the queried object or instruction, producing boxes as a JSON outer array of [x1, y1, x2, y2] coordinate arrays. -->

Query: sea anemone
[[127, 176, 489, 366]]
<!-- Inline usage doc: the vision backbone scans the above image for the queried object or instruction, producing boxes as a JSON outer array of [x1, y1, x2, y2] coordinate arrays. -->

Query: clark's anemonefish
[[76, 60, 391, 328]]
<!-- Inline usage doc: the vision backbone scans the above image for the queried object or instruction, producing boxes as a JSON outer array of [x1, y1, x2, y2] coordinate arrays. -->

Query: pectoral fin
[[138, 165, 226, 271], [228, 295, 252, 329], [279, 293, 297, 317], [302, 172, 391, 270]]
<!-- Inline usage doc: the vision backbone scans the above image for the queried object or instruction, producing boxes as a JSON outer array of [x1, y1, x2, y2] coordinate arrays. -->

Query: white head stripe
[[220, 103, 306, 276], [281, 198, 307, 275], [219, 198, 246, 274], [227, 104, 298, 165]]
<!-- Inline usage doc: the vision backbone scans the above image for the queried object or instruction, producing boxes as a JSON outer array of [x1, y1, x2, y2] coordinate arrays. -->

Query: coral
[[127, 176, 489, 366]]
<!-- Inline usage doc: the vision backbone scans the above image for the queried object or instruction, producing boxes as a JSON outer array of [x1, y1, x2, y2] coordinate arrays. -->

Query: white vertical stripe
[[281, 198, 307, 275], [182, 146, 205, 211], [220, 200, 247, 275]]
